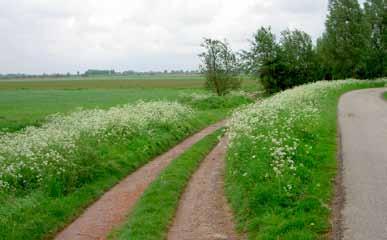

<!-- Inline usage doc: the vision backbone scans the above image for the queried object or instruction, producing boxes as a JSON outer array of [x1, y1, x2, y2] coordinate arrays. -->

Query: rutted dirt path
[[338, 88, 387, 240], [167, 136, 242, 240], [55, 121, 225, 240]]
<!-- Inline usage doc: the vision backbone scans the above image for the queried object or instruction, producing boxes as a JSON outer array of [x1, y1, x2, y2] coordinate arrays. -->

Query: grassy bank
[[110, 129, 223, 240], [0, 92, 252, 240], [0, 114, 220, 240], [226, 79, 386, 239]]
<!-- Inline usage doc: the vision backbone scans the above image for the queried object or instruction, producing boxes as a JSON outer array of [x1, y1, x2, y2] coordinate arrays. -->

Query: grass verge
[[226, 79, 386, 239], [0, 110, 225, 240], [109, 129, 223, 240]]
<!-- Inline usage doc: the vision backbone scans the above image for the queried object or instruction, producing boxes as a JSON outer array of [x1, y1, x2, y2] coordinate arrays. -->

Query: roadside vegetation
[[110, 129, 223, 240], [0, 91, 251, 239], [226, 79, 386, 239]]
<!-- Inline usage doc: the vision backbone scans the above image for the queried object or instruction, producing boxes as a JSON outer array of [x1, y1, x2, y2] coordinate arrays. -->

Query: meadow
[[0, 74, 256, 132], [0, 74, 253, 240]]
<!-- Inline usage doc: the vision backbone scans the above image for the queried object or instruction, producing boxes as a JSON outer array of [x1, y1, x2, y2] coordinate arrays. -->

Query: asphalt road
[[339, 88, 387, 240]]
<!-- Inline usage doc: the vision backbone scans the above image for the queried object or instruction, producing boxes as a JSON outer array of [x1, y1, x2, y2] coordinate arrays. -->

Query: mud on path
[[167, 136, 242, 240], [55, 121, 225, 240]]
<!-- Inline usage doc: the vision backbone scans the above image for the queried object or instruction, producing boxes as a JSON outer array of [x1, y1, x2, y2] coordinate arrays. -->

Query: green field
[[0, 74, 256, 90], [0, 74, 254, 240], [0, 89, 195, 132], [0, 74, 256, 132]]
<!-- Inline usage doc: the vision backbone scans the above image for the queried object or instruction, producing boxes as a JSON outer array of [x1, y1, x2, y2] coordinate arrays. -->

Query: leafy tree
[[241, 27, 317, 93], [199, 38, 241, 96], [363, 0, 386, 78], [316, 33, 334, 80], [240, 27, 282, 93], [324, 0, 367, 79], [279, 29, 317, 87], [384, 2, 387, 75]]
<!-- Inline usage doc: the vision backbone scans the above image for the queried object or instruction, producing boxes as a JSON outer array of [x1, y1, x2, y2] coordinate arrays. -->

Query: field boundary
[[330, 105, 345, 240]]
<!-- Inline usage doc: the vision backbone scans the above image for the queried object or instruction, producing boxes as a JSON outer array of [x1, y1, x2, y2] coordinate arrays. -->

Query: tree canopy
[[199, 38, 241, 96]]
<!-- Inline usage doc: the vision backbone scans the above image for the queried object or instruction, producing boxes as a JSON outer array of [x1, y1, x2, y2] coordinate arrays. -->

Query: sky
[[0, 0, 365, 74]]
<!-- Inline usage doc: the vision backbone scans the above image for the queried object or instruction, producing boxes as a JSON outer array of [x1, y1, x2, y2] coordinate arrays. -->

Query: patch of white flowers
[[228, 79, 385, 180], [0, 101, 194, 191], [179, 90, 252, 102], [179, 92, 213, 101]]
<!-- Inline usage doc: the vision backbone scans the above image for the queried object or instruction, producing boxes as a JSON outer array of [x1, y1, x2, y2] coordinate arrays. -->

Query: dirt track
[[167, 136, 241, 240], [338, 88, 387, 240], [55, 121, 225, 240]]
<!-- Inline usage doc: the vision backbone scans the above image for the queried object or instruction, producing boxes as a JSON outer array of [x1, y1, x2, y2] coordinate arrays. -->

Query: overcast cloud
[[0, 0, 360, 74]]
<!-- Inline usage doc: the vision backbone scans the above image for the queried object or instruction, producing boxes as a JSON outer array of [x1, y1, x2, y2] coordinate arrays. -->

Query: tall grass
[[226, 79, 386, 239]]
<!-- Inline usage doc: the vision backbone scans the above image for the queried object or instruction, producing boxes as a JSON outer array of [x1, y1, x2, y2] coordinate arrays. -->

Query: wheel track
[[55, 120, 225, 240]]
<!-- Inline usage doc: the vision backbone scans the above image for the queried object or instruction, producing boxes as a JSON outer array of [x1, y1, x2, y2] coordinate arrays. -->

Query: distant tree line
[[0, 69, 201, 79], [200, 0, 386, 94]]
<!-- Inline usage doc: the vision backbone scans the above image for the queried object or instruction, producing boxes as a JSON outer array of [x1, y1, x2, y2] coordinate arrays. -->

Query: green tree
[[279, 29, 317, 87], [316, 33, 334, 80], [324, 0, 367, 79], [199, 38, 241, 96], [384, 2, 387, 75], [241, 27, 283, 93], [242, 27, 317, 93], [363, 0, 386, 78]]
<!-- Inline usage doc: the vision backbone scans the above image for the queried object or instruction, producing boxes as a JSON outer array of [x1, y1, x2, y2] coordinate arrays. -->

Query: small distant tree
[[199, 38, 241, 96]]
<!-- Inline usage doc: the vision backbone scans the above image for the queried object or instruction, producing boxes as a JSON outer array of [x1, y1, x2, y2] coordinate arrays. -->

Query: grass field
[[0, 74, 256, 90], [0, 74, 257, 132], [0, 89, 196, 132], [0, 74, 254, 240], [0, 73, 204, 82]]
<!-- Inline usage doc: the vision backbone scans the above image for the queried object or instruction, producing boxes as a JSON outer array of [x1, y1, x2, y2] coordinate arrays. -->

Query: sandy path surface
[[55, 121, 225, 240], [167, 136, 241, 240], [338, 88, 387, 240]]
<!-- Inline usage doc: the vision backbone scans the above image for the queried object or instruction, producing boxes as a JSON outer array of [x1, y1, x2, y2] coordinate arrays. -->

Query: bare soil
[[55, 121, 225, 240], [167, 137, 242, 240]]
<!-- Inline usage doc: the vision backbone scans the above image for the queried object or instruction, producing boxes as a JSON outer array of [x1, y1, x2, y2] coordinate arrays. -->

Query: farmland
[[0, 74, 254, 239], [0, 74, 256, 132], [1, 73, 386, 240]]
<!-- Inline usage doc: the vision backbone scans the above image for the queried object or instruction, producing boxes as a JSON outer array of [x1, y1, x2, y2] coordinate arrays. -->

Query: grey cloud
[[0, 0, 336, 74]]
